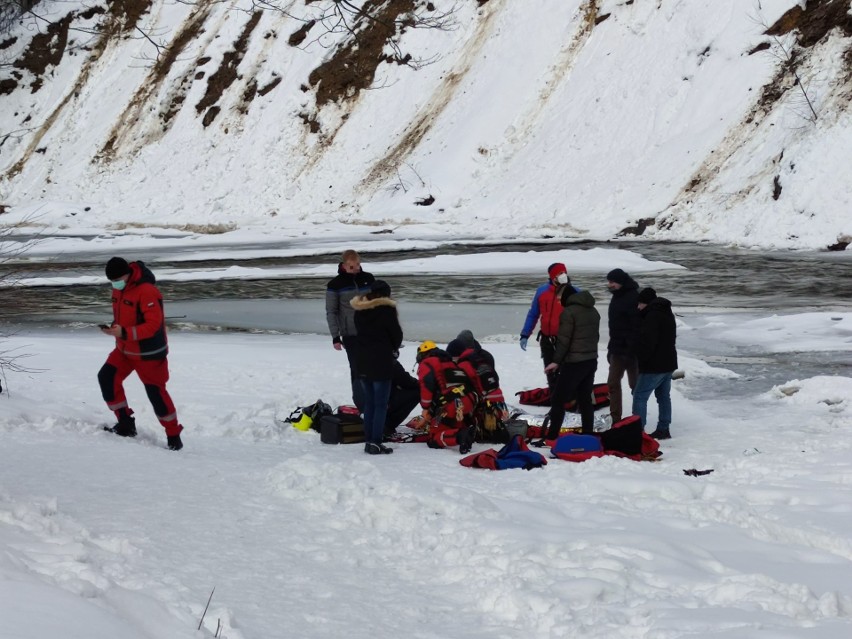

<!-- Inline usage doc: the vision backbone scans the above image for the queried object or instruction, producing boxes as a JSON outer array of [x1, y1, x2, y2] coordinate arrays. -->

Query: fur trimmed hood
[[351, 295, 397, 311]]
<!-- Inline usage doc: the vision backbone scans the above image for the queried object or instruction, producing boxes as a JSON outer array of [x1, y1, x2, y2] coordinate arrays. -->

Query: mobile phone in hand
[[99, 324, 111, 329]]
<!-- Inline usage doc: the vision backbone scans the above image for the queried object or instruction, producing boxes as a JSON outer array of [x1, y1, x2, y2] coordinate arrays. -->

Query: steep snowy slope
[[0, 0, 849, 249]]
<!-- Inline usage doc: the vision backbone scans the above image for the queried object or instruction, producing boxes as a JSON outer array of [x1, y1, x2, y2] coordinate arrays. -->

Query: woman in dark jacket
[[542, 281, 601, 440], [632, 287, 678, 440], [351, 280, 403, 454]]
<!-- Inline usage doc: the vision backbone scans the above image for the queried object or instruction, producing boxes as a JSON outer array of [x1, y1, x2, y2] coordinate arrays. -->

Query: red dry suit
[[97, 261, 182, 436]]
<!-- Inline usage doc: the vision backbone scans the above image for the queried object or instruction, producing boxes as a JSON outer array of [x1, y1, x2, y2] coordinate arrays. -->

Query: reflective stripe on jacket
[[112, 262, 168, 361]]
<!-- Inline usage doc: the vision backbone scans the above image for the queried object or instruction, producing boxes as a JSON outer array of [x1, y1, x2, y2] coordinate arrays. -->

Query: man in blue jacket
[[520, 263, 577, 387]]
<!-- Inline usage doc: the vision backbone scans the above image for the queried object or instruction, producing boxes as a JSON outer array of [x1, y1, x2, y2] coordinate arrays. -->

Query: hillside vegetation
[[0, 0, 850, 249]]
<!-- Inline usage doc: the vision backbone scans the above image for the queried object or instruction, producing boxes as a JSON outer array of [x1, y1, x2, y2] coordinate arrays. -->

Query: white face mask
[[555, 273, 569, 285]]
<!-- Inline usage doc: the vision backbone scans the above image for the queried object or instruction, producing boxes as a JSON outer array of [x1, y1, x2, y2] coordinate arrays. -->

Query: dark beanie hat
[[371, 279, 391, 297], [606, 268, 630, 285], [105, 257, 131, 280], [446, 338, 466, 357], [638, 287, 657, 304]]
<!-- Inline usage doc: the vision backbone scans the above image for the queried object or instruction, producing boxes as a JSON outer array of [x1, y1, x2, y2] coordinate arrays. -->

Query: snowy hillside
[[0, 0, 850, 249]]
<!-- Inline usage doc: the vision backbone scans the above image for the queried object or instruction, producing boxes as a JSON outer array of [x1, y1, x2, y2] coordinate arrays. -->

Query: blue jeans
[[360, 378, 392, 445], [631, 372, 672, 431]]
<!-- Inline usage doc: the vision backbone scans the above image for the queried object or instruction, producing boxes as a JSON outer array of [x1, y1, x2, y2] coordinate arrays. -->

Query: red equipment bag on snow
[[515, 383, 610, 412], [550, 415, 662, 462], [459, 435, 547, 470]]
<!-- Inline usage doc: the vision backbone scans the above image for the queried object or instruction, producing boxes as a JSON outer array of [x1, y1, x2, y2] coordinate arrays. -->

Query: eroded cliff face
[[0, 0, 850, 249]]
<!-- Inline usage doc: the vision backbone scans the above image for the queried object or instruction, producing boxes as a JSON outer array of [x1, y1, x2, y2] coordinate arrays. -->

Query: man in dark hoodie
[[326, 249, 375, 411], [542, 280, 600, 439], [632, 287, 678, 440], [98, 257, 183, 451], [605, 268, 640, 423]]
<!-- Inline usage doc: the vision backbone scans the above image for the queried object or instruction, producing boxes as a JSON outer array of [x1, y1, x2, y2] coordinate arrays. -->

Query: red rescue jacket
[[417, 350, 479, 411], [111, 261, 168, 361], [455, 348, 505, 404]]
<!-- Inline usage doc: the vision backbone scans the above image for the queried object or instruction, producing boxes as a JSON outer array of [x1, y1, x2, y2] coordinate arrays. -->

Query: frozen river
[[5, 240, 851, 400]]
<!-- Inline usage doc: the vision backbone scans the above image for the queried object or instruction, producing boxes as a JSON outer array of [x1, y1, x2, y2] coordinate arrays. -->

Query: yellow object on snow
[[292, 414, 313, 431]]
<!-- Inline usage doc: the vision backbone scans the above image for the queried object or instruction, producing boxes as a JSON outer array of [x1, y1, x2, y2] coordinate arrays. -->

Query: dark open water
[[4, 240, 851, 399], [6, 240, 852, 318]]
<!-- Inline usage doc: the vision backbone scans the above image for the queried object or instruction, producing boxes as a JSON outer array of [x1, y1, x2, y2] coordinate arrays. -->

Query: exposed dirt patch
[[13, 12, 73, 92], [288, 19, 315, 47], [108, 0, 153, 34], [617, 217, 656, 237], [0, 78, 17, 94], [303, 0, 418, 131], [748, 41, 771, 55], [257, 75, 281, 96], [752, 0, 852, 120], [78, 6, 106, 21], [356, 0, 499, 192], [201, 105, 220, 127], [667, 0, 852, 217], [241, 79, 257, 112], [0, 36, 17, 50], [195, 10, 262, 126], [100, 2, 214, 160], [765, 0, 852, 48]]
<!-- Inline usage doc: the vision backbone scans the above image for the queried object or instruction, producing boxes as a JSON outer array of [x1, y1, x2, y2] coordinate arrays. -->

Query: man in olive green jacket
[[542, 282, 601, 438]]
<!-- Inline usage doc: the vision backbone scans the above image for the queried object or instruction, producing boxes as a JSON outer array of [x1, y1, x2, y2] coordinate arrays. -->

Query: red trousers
[[98, 349, 182, 436]]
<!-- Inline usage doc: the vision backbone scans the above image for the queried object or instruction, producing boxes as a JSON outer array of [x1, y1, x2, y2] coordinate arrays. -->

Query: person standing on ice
[[519, 263, 578, 387], [605, 268, 640, 423], [541, 279, 600, 441], [98, 257, 183, 451], [350, 280, 403, 455], [326, 249, 374, 412], [632, 287, 678, 440]]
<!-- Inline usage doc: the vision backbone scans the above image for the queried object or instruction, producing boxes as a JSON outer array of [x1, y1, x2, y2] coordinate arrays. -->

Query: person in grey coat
[[542, 280, 601, 439], [326, 249, 374, 411]]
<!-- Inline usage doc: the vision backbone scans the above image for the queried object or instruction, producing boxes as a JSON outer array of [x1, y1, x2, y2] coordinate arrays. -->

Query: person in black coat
[[351, 280, 403, 454], [631, 287, 678, 440], [385, 360, 420, 436], [605, 268, 640, 423]]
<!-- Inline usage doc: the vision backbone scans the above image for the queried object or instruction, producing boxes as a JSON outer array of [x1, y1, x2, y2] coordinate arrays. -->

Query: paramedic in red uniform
[[97, 257, 184, 451]]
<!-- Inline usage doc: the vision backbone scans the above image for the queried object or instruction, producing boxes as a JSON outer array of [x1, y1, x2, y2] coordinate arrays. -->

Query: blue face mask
[[111, 279, 127, 291]]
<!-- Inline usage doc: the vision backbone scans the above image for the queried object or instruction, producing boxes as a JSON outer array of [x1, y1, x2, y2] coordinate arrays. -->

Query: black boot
[[167, 434, 183, 451], [365, 442, 393, 455], [105, 415, 137, 437], [457, 426, 474, 455]]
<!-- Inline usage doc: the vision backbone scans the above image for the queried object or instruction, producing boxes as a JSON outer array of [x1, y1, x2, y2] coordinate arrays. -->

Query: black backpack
[[285, 399, 333, 432]]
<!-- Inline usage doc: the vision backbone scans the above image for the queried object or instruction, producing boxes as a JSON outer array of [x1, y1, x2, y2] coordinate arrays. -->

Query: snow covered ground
[[2, 308, 851, 637]]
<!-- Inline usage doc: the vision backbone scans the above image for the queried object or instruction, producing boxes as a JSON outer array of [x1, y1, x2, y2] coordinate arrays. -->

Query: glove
[[520, 336, 528, 351]]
